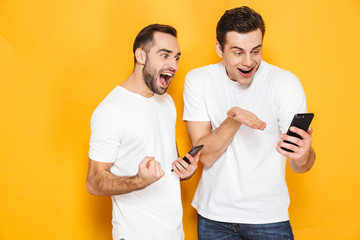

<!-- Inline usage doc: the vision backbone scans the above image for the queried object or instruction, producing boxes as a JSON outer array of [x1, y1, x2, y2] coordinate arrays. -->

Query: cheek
[[224, 55, 240, 67], [254, 54, 262, 63]]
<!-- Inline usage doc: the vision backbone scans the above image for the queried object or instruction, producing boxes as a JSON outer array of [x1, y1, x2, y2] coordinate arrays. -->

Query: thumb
[[140, 156, 154, 169], [193, 151, 201, 163], [228, 108, 235, 117], [307, 127, 313, 135]]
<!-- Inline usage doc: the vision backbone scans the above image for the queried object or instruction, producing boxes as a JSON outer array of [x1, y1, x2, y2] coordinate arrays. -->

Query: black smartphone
[[183, 145, 204, 164], [281, 113, 314, 152], [171, 145, 204, 172]]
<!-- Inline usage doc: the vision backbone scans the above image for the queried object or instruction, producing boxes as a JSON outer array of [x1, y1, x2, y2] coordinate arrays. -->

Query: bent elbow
[[200, 156, 215, 168], [86, 180, 99, 196], [201, 161, 212, 168]]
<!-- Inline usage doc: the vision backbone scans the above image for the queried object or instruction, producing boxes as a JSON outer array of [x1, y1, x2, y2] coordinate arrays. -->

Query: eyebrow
[[157, 48, 181, 56], [230, 44, 262, 51]]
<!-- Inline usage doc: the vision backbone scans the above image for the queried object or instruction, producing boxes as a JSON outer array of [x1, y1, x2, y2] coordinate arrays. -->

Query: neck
[[120, 65, 154, 98]]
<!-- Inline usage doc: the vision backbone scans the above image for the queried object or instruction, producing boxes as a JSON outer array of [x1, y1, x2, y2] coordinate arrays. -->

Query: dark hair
[[133, 24, 177, 63], [216, 6, 265, 50]]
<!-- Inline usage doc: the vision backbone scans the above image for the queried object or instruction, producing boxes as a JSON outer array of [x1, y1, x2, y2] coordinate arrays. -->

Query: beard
[[142, 60, 168, 95]]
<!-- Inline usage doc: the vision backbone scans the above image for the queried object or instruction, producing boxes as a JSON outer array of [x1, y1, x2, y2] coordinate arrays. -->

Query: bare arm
[[186, 118, 239, 168], [86, 157, 164, 196], [276, 127, 316, 173], [186, 107, 266, 168]]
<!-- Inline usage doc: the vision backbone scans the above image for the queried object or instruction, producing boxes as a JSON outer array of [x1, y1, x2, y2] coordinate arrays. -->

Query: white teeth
[[163, 73, 173, 77]]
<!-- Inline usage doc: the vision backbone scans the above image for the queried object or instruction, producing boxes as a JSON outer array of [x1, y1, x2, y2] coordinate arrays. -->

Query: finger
[[258, 121, 266, 131], [279, 140, 299, 153], [140, 156, 154, 169], [151, 161, 164, 178], [276, 141, 298, 158], [192, 151, 201, 164], [177, 158, 189, 170], [227, 108, 236, 117], [307, 127, 313, 135], [289, 126, 308, 139], [158, 167, 165, 178], [184, 154, 195, 165], [146, 159, 155, 172], [276, 143, 290, 156], [172, 162, 185, 178], [155, 161, 163, 175], [251, 120, 266, 130], [282, 135, 302, 147]]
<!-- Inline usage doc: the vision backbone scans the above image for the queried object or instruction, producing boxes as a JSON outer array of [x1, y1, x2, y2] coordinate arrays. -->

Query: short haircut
[[133, 24, 177, 63], [216, 6, 265, 50]]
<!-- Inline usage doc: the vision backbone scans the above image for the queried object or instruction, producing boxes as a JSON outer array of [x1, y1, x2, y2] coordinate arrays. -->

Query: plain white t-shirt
[[183, 61, 307, 224], [89, 86, 184, 240]]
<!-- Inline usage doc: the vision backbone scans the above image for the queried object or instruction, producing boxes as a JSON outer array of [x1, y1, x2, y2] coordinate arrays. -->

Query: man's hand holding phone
[[277, 126, 313, 161], [171, 145, 202, 180], [276, 113, 315, 172]]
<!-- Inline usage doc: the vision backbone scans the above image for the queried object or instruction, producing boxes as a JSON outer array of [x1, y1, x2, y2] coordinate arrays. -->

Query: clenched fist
[[137, 156, 164, 188]]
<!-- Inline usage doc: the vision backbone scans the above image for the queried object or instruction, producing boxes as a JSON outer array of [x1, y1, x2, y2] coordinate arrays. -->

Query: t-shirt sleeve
[[276, 72, 308, 133], [183, 70, 210, 121], [88, 103, 122, 162]]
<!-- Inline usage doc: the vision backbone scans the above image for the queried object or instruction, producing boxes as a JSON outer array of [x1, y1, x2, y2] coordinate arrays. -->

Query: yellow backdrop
[[1, 0, 359, 239]]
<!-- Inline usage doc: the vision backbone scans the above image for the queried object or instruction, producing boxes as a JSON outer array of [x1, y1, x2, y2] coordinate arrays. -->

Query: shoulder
[[186, 62, 223, 79], [261, 61, 302, 91], [264, 61, 299, 83], [92, 87, 124, 120], [185, 63, 225, 92]]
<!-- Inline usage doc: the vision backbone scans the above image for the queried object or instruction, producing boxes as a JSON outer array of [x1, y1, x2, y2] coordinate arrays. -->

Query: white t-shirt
[[89, 86, 184, 240], [183, 61, 307, 224]]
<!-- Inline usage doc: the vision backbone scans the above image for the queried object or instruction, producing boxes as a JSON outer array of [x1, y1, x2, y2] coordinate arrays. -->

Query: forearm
[[191, 117, 241, 167], [87, 170, 144, 196], [290, 147, 316, 173]]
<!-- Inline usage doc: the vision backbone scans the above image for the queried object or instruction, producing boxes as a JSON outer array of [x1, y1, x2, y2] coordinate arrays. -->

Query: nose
[[167, 57, 178, 72], [242, 54, 253, 68]]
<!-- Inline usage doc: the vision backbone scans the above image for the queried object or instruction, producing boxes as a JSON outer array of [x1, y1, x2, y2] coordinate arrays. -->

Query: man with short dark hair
[[87, 24, 199, 240], [183, 6, 316, 239]]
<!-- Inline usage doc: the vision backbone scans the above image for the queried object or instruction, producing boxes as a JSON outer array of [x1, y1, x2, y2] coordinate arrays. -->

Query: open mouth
[[159, 72, 173, 87], [238, 67, 254, 76]]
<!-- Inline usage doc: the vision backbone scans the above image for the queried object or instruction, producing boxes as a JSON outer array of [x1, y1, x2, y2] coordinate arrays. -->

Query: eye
[[161, 54, 168, 59], [175, 56, 180, 61], [234, 51, 242, 56]]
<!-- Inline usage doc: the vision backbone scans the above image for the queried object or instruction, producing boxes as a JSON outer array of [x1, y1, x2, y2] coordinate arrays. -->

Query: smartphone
[[171, 145, 204, 172], [183, 145, 204, 164], [281, 113, 314, 152]]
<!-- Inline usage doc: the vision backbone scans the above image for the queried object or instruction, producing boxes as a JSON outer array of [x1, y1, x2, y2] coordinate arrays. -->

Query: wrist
[[290, 149, 311, 173], [132, 175, 147, 190], [226, 116, 242, 127]]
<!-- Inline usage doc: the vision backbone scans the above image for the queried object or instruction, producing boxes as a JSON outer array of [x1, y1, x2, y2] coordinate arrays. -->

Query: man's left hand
[[171, 151, 200, 180], [276, 127, 315, 173]]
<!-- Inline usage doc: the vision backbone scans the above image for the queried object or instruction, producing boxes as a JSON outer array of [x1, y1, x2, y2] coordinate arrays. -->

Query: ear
[[215, 41, 223, 58], [135, 48, 146, 64]]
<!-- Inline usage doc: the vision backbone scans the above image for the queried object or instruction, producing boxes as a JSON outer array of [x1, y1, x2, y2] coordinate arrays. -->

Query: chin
[[237, 78, 253, 86]]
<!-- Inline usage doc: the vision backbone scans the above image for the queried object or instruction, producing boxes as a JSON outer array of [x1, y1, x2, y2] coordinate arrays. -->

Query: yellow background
[[1, 0, 359, 239]]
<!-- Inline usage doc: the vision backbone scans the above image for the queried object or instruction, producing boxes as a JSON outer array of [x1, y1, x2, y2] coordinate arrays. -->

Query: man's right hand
[[137, 157, 164, 188], [227, 106, 266, 130]]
